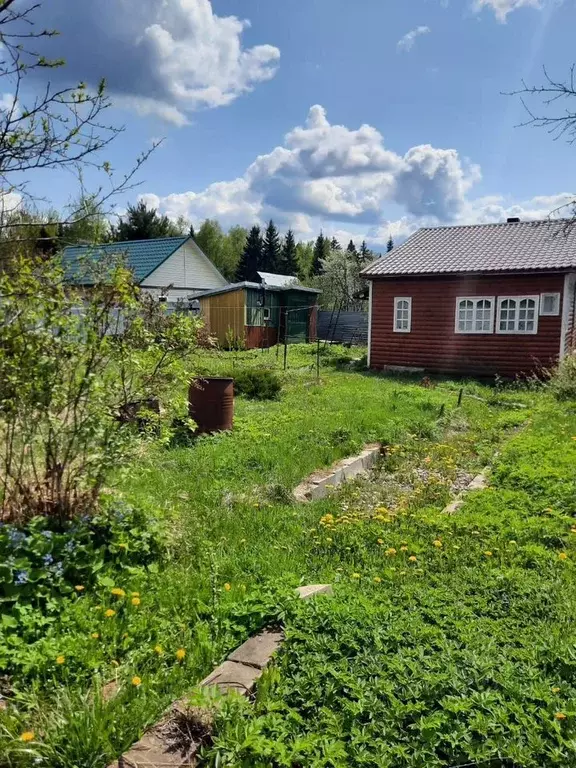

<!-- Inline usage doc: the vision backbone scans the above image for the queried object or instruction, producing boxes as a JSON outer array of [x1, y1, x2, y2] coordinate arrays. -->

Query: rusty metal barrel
[[188, 377, 234, 435]]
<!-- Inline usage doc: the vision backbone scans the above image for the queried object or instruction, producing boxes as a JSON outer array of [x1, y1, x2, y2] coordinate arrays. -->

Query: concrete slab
[[200, 660, 262, 694], [296, 584, 334, 600], [119, 731, 190, 768], [294, 444, 381, 502], [228, 630, 283, 669]]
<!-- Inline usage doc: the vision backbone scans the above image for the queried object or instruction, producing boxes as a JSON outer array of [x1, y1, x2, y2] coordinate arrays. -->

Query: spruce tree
[[387, 235, 394, 253], [189, 223, 196, 239], [279, 228, 298, 276], [262, 219, 281, 273], [112, 201, 181, 241], [236, 225, 263, 282], [330, 236, 342, 251], [312, 233, 326, 276], [346, 240, 358, 259], [359, 240, 372, 264]]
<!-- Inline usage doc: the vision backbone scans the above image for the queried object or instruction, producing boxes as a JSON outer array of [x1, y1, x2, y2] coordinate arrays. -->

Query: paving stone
[[228, 630, 284, 669], [200, 660, 262, 694], [296, 584, 334, 600], [119, 731, 192, 767]]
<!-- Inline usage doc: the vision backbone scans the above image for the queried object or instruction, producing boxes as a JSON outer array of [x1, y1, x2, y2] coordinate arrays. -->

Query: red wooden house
[[362, 219, 576, 377]]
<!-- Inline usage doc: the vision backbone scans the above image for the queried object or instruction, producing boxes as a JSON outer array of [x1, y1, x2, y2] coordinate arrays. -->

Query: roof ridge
[[418, 218, 572, 232], [65, 235, 188, 250]]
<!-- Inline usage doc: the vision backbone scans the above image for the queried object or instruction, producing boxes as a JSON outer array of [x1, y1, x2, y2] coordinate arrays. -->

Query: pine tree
[[359, 240, 372, 264], [189, 223, 196, 239], [330, 237, 342, 251], [279, 228, 298, 276], [262, 220, 281, 273], [236, 225, 263, 282], [312, 233, 326, 275], [112, 201, 181, 241], [387, 235, 394, 253], [346, 240, 358, 259]]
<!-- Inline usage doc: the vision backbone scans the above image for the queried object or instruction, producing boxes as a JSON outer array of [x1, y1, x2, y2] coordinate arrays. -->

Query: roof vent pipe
[[507, 217, 521, 223]]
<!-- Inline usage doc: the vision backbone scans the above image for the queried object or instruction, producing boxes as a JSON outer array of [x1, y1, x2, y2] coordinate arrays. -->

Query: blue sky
[[21, 0, 576, 247]]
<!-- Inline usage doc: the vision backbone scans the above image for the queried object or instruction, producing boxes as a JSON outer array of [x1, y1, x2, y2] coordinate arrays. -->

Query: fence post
[[283, 310, 288, 370], [316, 335, 320, 382]]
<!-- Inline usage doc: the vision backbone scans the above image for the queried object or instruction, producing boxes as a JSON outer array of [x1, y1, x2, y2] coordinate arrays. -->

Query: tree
[[262, 220, 281, 273], [112, 201, 182, 241], [312, 233, 329, 276], [278, 229, 298, 276], [0, 1, 158, 241], [195, 218, 224, 270], [189, 223, 196, 239], [59, 195, 110, 246], [346, 240, 358, 259], [316, 246, 368, 311], [359, 240, 373, 265], [236, 225, 263, 282], [331, 237, 342, 251], [220, 225, 247, 281], [387, 236, 394, 253], [295, 241, 314, 280]]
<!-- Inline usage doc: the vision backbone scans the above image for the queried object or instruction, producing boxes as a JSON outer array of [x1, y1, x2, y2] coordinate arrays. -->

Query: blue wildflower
[[53, 562, 64, 577], [64, 540, 76, 553], [41, 530, 53, 539], [15, 570, 28, 585], [8, 529, 26, 546], [42, 553, 54, 566]]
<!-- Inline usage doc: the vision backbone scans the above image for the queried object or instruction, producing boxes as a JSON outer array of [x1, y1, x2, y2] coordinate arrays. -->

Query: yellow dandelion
[[75, 585, 85, 592], [424, 457, 432, 464], [131, 592, 140, 597], [373, 576, 382, 583], [131, 676, 142, 687], [400, 546, 408, 552], [176, 648, 186, 661], [131, 597, 141, 606], [409, 555, 417, 563], [555, 712, 567, 720], [484, 551, 493, 557], [224, 583, 231, 592], [433, 540, 442, 548], [56, 655, 65, 665], [552, 687, 561, 694], [377, 538, 384, 545], [385, 548, 397, 556], [20, 731, 35, 742], [91, 632, 100, 639], [558, 552, 568, 561], [105, 609, 116, 618], [111, 588, 125, 597], [570, 528, 576, 534], [351, 573, 361, 579], [154, 645, 164, 655]]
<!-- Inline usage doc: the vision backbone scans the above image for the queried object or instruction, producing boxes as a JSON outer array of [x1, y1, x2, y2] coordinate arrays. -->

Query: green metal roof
[[63, 237, 189, 284]]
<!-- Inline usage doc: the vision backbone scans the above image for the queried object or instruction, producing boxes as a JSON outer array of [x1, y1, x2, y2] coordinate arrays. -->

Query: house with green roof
[[63, 236, 227, 304]]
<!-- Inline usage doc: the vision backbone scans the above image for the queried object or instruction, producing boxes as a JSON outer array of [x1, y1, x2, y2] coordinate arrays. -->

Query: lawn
[[2, 345, 573, 768]]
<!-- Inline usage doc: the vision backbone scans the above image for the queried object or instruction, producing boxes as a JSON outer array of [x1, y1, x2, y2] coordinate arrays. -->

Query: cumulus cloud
[[144, 105, 480, 233], [142, 106, 572, 249], [397, 26, 431, 53], [34, 0, 280, 124], [472, 0, 543, 22]]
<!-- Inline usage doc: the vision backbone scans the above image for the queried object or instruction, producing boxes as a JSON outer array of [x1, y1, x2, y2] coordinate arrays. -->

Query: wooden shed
[[361, 219, 576, 378], [196, 279, 320, 349]]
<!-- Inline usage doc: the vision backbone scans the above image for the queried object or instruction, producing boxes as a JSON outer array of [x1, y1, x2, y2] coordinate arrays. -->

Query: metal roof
[[362, 219, 576, 278], [63, 237, 189, 283], [195, 281, 321, 300], [257, 271, 298, 287]]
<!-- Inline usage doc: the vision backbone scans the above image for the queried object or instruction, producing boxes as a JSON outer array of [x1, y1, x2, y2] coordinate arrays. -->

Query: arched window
[[497, 296, 539, 334], [455, 297, 494, 334], [394, 297, 412, 332]]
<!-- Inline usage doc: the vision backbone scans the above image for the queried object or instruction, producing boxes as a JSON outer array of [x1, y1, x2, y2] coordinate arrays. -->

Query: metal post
[[457, 388, 463, 407], [283, 310, 289, 370]]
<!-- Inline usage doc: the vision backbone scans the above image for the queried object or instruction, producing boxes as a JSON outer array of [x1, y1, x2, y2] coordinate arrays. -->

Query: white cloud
[[397, 26, 431, 53], [472, 0, 543, 22], [35, 0, 280, 125], [142, 106, 572, 250]]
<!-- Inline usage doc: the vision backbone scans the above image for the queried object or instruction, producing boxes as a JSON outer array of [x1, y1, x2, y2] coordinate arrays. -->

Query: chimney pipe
[[507, 217, 520, 223]]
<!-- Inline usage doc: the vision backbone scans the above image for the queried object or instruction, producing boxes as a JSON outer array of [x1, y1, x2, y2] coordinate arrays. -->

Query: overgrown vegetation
[[227, 368, 283, 400]]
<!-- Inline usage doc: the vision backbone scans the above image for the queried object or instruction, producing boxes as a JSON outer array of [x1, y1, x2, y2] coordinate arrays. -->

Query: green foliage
[[230, 369, 283, 400], [262, 220, 281, 273], [0, 252, 202, 522], [111, 201, 184, 241], [278, 229, 298, 276], [194, 220, 247, 281], [236, 225, 263, 282], [549, 352, 576, 401]]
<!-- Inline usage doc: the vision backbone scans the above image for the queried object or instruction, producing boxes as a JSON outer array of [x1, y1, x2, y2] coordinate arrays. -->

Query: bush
[[230, 369, 282, 400], [549, 353, 576, 400], [0, 501, 164, 613]]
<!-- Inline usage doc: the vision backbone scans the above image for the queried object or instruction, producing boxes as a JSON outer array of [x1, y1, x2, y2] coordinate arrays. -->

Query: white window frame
[[540, 292, 561, 317], [263, 307, 271, 322], [454, 296, 495, 335], [393, 297, 412, 333], [496, 295, 539, 335]]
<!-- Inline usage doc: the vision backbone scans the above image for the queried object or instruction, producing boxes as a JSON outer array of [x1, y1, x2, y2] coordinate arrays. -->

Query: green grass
[[0, 345, 557, 767], [200, 394, 576, 768]]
